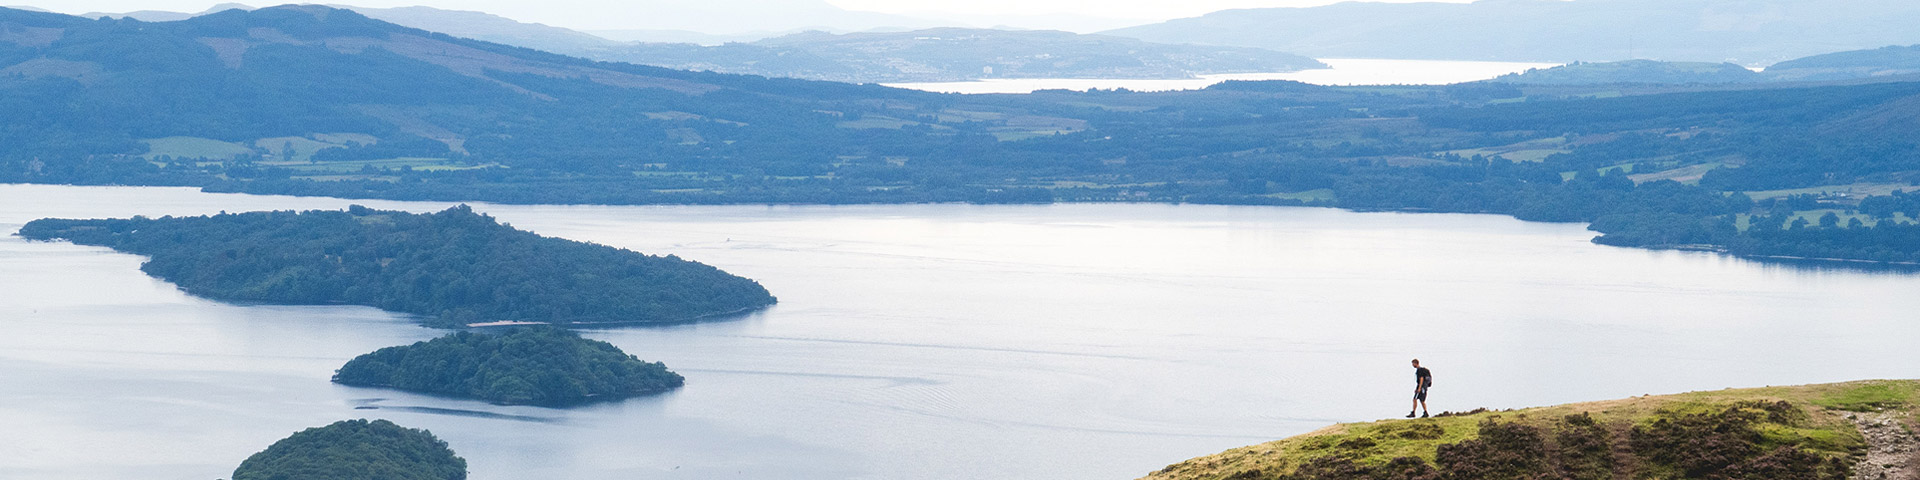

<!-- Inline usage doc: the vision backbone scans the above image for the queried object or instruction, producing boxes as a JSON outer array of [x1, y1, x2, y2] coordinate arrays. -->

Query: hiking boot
[[1420, 412, 1429, 418], [1406, 411, 1416, 418]]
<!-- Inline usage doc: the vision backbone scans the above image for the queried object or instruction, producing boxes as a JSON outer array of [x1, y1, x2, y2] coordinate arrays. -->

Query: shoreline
[[8, 181, 1915, 270]]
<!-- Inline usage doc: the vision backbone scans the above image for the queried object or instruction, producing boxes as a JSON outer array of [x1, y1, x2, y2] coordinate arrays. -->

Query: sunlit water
[[884, 58, 1560, 94], [2, 184, 1915, 479]]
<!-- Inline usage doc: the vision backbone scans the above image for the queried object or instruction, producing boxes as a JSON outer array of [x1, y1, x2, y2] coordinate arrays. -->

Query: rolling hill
[[1490, 60, 1763, 85], [1766, 44, 1920, 82], [7, 4, 1920, 265]]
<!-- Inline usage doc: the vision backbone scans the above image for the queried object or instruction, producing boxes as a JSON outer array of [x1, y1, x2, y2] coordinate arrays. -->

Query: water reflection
[[2, 185, 1916, 480]]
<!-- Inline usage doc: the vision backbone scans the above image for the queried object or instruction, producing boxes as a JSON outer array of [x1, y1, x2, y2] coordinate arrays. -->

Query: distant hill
[[343, 5, 620, 55], [1765, 44, 1920, 82], [590, 28, 1326, 82], [0, 5, 1046, 201], [79, 3, 254, 22], [1483, 47, 1920, 85], [1492, 60, 1762, 85], [39, 5, 1318, 84], [1105, 0, 1920, 65]]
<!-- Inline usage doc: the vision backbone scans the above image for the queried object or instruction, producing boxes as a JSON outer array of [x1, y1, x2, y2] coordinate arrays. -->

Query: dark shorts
[[1414, 388, 1428, 401]]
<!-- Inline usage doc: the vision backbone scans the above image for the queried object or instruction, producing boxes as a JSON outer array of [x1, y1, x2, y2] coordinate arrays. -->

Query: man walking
[[1408, 359, 1431, 418]]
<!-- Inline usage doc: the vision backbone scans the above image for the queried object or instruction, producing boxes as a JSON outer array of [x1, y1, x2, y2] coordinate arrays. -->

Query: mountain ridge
[[1105, 0, 1920, 65]]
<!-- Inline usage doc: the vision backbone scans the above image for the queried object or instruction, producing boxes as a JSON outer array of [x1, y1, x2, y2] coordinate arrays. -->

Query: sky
[[10, 0, 1476, 30]]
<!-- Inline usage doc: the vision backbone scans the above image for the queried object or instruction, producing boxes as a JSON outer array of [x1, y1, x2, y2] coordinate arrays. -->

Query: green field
[[1629, 161, 1725, 185], [141, 137, 256, 160], [837, 115, 924, 129], [254, 136, 345, 163], [1266, 189, 1336, 202], [1442, 137, 1569, 163]]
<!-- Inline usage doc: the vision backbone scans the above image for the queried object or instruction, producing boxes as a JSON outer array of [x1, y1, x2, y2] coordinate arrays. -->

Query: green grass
[[1628, 162, 1724, 185], [837, 115, 921, 130], [1814, 381, 1920, 412], [254, 136, 346, 163], [1142, 380, 1914, 480], [1441, 137, 1568, 163], [310, 133, 378, 145], [142, 136, 255, 160]]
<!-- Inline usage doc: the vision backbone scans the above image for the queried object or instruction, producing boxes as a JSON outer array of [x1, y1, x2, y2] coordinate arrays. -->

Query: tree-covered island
[[233, 419, 466, 480], [16, 205, 776, 327], [334, 327, 683, 406]]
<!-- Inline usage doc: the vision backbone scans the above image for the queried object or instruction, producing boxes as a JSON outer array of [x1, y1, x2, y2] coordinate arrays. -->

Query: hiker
[[1408, 359, 1432, 418]]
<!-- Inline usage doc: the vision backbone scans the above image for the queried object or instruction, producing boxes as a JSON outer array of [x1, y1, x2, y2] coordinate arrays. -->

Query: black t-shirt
[[1415, 367, 1432, 388]]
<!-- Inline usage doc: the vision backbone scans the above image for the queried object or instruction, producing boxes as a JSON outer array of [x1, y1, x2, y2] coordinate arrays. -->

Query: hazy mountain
[[69, 4, 621, 54], [1486, 47, 1920, 85], [342, 5, 620, 54], [1105, 0, 1920, 65], [540, 0, 942, 35], [585, 28, 795, 46], [591, 28, 1326, 83], [888, 12, 1149, 34], [1764, 45, 1920, 82], [20, 4, 1317, 84], [80, 2, 253, 22], [583, 12, 1150, 45], [0, 4, 934, 171], [1491, 60, 1763, 85]]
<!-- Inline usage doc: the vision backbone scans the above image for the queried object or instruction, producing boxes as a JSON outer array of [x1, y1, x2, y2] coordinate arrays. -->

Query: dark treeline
[[334, 327, 683, 406], [16, 206, 776, 326], [232, 419, 465, 480], [1732, 221, 1920, 264]]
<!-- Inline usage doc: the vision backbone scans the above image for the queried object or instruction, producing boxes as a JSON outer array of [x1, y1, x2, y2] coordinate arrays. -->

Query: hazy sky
[[13, 0, 1474, 27]]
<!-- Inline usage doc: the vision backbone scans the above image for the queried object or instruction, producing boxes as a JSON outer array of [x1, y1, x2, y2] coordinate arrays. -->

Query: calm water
[[884, 58, 1560, 94], [2, 184, 1916, 480]]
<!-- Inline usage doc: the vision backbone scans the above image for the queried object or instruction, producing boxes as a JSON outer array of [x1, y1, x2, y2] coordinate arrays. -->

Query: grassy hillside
[[1143, 380, 1919, 480]]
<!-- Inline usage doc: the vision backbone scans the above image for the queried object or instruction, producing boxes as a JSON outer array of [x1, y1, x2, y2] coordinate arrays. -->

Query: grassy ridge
[[1143, 380, 1919, 480]]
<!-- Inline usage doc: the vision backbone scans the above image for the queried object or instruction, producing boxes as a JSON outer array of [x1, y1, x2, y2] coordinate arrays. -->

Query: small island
[[16, 205, 776, 327], [334, 327, 684, 406], [233, 419, 466, 480]]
